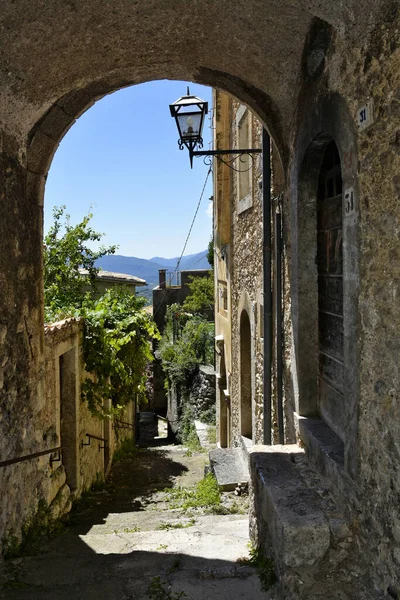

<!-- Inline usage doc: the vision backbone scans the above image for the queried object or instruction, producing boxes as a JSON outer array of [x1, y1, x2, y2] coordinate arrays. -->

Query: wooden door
[[317, 141, 344, 439]]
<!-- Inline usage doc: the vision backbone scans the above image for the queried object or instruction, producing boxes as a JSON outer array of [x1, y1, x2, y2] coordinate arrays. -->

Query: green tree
[[44, 205, 117, 321], [182, 274, 214, 318]]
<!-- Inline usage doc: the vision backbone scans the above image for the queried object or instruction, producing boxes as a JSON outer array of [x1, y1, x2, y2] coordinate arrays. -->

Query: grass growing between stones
[[164, 473, 221, 511], [112, 436, 137, 462], [209, 499, 247, 515], [206, 426, 217, 444], [111, 526, 141, 534], [2, 498, 64, 560], [157, 518, 196, 530], [147, 575, 187, 599], [238, 544, 276, 592]]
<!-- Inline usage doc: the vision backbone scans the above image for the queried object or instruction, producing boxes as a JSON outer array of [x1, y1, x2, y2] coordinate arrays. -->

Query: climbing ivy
[[81, 287, 160, 418]]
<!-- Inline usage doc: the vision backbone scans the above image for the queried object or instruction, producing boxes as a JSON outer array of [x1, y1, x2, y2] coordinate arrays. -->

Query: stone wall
[[215, 92, 293, 450], [189, 365, 216, 420], [307, 13, 400, 592], [0, 318, 135, 553], [215, 9, 400, 594], [260, 11, 400, 595], [166, 365, 216, 440]]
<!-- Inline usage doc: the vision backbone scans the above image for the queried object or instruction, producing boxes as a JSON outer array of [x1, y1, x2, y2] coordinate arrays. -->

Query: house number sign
[[357, 99, 374, 131], [344, 187, 355, 216]]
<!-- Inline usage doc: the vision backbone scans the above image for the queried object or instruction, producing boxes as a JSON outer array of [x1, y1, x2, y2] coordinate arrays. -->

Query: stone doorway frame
[[290, 93, 360, 478]]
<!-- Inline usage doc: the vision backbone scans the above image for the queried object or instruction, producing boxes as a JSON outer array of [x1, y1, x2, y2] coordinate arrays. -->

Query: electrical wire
[[184, 251, 209, 270], [153, 166, 212, 318], [173, 166, 212, 275]]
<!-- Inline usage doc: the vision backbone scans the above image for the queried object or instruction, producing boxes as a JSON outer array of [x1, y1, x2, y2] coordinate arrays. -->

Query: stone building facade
[[213, 17, 400, 594], [0, 2, 399, 597], [79, 268, 147, 298]]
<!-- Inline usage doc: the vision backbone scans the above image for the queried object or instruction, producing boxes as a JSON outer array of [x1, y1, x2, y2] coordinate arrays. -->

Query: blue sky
[[44, 81, 213, 259]]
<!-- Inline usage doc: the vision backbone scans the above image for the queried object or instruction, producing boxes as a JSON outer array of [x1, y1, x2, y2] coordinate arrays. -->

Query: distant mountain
[[96, 250, 211, 302], [150, 251, 210, 271]]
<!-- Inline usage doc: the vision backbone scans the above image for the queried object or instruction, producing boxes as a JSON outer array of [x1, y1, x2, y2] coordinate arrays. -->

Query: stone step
[[80, 511, 245, 535], [1, 517, 265, 598], [209, 447, 250, 491], [194, 420, 215, 450], [250, 444, 349, 571]]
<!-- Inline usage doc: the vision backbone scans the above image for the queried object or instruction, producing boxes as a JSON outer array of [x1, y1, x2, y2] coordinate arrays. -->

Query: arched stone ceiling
[[0, 0, 385, 145]]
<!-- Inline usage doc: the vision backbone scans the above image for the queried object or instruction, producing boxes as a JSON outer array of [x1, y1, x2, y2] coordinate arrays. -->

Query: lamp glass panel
[[177, 112, 202, 141]]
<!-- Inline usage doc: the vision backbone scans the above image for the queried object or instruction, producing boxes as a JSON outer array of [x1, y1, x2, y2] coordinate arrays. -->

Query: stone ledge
[[250, 444, 330, 568], [296, 415, 354, 506], [297, 415, 344, 466]]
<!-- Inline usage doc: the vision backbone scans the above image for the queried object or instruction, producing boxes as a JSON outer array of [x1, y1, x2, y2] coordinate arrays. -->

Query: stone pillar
[[0, 137, 46, 544]]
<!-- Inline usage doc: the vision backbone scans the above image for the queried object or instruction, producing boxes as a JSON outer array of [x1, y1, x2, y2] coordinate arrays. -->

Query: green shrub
[[159, 306, 214, 392], [44, 207, 160, 419]]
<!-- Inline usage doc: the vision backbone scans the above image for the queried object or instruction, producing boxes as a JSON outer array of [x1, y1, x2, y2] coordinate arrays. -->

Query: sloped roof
[[79, 268, 147, 286]]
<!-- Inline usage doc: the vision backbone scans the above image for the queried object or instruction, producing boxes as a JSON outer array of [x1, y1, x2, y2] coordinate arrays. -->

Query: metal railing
[[166, 271, 181, 287], [80, 433, 107, 451], [112, 420, 135, 431], [0, 446, 62, 469]]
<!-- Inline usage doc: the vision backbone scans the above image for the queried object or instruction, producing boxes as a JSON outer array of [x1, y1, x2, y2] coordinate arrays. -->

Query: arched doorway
[[218, 347, 230, 448], [240, 310, 252, 440], [317, 141, 344, 436]]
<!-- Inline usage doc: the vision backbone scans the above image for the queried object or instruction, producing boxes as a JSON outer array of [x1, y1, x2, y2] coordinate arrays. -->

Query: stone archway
[[1, 69, 283, 547], [0, 0, 387, 562]]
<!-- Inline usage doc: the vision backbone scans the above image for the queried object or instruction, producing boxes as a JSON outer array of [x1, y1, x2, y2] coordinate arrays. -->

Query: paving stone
[[209, 447, 250, 490]]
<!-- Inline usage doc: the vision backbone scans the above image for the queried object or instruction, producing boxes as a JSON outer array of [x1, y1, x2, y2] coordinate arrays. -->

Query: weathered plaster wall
[[0, 319, 135, 552], [213, 89, 233, 448]]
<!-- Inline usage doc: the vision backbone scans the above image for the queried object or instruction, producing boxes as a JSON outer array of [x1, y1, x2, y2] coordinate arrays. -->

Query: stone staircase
[[0, 513, 271, 600], [0, 444, 272, 600]]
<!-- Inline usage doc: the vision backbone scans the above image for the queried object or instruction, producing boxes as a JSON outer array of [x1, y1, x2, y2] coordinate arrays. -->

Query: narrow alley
[[0, 441, 271, 600]]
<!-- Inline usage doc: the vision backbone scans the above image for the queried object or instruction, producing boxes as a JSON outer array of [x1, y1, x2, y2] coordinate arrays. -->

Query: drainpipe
[[275, 207, 284, 444], [262, 128, 272, 445]]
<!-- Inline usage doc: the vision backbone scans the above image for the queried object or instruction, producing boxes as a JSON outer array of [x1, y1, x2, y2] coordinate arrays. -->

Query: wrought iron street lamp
[[169, 88, 262, 169], [169, 87, 209, 168]]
